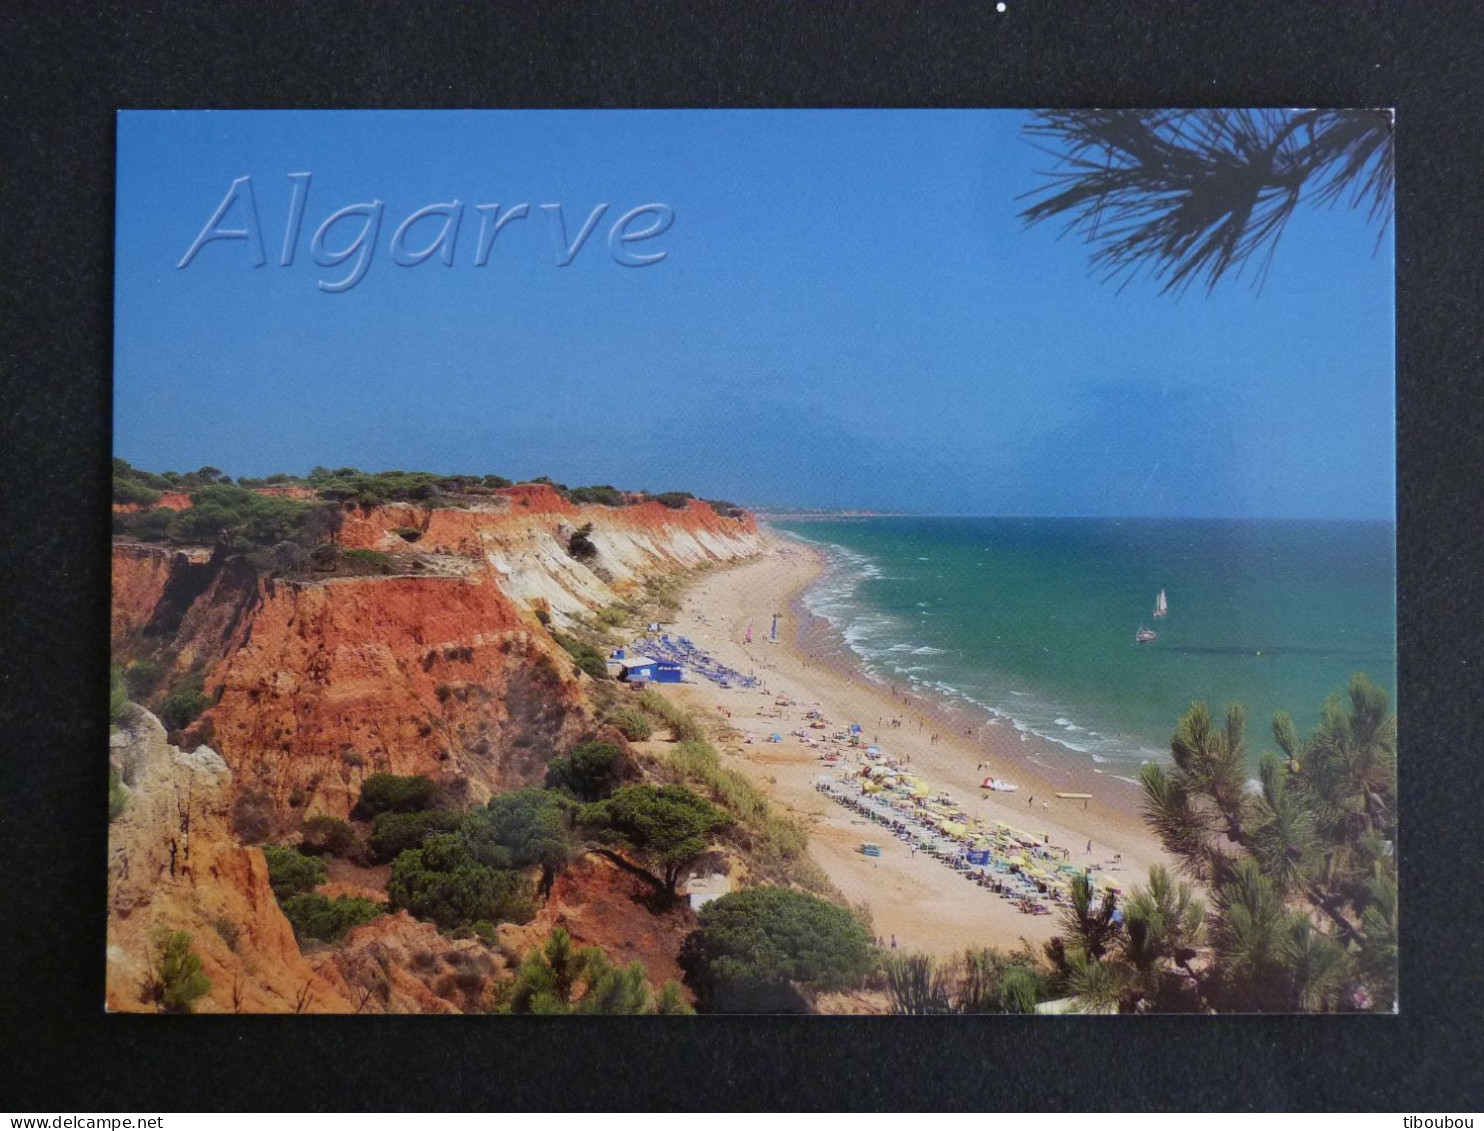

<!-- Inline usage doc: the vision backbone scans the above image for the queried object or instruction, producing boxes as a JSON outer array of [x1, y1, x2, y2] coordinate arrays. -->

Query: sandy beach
[[656, 529, 1175, 955]]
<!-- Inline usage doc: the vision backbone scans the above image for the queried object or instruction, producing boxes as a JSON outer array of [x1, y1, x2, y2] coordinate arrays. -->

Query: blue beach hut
[[617, 656, 659, 682]]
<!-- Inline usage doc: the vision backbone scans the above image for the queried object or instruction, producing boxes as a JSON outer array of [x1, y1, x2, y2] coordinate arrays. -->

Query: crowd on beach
[[633, 624, 1126, 919], [779, 706, 1125, 918], [816, 773, 1121, 917]]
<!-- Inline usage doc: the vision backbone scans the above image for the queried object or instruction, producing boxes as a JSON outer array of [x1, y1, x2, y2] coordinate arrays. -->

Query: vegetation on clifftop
[[114, 459, 751, 525]]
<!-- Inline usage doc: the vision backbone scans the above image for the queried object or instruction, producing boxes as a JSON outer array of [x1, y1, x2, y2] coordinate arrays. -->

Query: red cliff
[[111, 496, 763, 819]]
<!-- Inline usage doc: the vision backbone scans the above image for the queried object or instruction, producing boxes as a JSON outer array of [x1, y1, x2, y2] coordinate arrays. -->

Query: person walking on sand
[[1086, 839, 1093, 854], [890, 935, 898, 949]]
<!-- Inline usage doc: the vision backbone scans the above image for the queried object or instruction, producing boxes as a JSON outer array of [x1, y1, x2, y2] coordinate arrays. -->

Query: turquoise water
[[772, 517, 1396, 773]]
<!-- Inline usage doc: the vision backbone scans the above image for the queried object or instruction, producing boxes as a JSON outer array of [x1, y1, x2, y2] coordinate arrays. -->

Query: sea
[[771, 517, 1396, 777]]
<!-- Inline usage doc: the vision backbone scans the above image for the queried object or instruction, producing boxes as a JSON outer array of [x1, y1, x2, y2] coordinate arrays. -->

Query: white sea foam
[[792, 526, 1175, 777]]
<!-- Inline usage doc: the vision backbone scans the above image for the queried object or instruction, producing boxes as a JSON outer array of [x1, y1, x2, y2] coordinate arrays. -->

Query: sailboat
[[1153, 589, 1168, 618], [1136, 626, 1157, 643]]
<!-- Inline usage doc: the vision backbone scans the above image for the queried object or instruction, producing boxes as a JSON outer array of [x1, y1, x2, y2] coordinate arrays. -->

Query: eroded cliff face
[[106, 707, 353, 1013], [338, 486, 761, 624], [203, 574, 586, 819], [106, 708, 509, 1014], [110, 491, 762, 819]]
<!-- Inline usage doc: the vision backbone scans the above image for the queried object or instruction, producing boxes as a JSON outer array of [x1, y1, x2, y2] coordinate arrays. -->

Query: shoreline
[[784, 553, 1156, 821], [655, 528, 1173, 955]]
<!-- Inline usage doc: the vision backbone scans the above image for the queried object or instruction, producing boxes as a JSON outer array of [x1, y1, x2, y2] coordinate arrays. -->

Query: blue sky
[[115, 110, 1394, 518]]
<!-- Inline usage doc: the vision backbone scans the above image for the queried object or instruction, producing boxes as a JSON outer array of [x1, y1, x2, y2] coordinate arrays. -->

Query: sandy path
[[655, 531, 1175, 956]]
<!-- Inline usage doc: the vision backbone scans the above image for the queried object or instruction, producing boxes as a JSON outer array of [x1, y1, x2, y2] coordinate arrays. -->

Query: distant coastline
[[750, 509, 909, 521]]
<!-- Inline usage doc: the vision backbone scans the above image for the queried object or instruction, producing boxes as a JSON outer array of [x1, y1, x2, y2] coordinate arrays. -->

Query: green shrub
[[567, 485, 628, 507], [382, 790, 578, 930], [567, 523, 599, 562], [281, 893, 385, 942], [580, 783, 727, 896], [262, 845, 328, 899], [162, 483, 342, 557], [156, 675, 210, 733], [149, 930, 212, 1013], [122, 659, 161, 699], [113, 457, 173, 492], [388, 839, 535, 931], [595, 604, 630, 628], [607, 707, 656, 742], [113, 475, 162, 507], [466, 789, 576, 889], [545, 741, 630, 802], [340, 548, 395, 575], [882, 948, 1048, 1015], [680, 887, 876, 1012], [299, 815, 360, 858], [654, 979, 695, 1015], [706, 499, 746, 519], [108, 766, 127, 822], [649, 491, 694, 509], [553, 634, 609, 680], [113, 506, 175, 541], [504, 929, 657, 1014], [368, 808, 463, 863], [109, 667, 130, 726], [356, 773, 439, 818]]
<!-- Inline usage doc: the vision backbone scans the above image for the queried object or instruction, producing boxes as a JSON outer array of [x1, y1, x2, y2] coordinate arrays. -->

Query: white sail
[[1154, 589, 1168, 617]]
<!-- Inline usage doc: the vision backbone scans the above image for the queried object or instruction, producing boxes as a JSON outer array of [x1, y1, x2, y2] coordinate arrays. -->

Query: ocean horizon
[[772, 515, 1396, 775]]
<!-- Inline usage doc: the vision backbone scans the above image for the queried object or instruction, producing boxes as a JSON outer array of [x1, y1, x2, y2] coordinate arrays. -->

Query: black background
[[2, 0, 1481, 1112]]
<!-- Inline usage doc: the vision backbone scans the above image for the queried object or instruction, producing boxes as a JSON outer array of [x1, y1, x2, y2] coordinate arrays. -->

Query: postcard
[[107, 109, 1395, 1014]]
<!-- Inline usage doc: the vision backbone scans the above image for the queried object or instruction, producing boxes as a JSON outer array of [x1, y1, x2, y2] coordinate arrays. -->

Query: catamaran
[[1154, 589, 1168, 618]]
